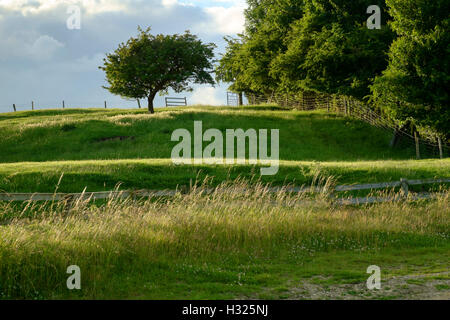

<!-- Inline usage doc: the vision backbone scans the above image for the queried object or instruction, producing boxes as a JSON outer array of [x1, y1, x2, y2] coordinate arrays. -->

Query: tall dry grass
[[0, 179, 448, 298]]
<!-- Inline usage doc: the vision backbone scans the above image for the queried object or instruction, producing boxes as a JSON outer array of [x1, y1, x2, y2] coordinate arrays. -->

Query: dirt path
[[285, 272, 449, 300]]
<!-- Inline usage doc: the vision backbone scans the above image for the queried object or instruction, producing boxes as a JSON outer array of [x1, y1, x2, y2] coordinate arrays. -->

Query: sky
[[0, 0, 247, 112]]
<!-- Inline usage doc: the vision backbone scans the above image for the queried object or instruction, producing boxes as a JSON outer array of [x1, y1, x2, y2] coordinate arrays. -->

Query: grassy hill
[[0, 106, 422, 162], [0, 106, 448, 193], [0, 105, 449, 300]]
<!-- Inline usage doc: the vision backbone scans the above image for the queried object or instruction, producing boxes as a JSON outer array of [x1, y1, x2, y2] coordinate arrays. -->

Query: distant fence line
[[3, 100, 143, 112], [2, 97, 187, 112], [1, 178, 448, 203], [247, 93, 449, 159]]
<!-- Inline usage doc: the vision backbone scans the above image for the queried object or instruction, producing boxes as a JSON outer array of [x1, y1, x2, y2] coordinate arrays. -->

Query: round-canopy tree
[[100, 27, 216, 113]]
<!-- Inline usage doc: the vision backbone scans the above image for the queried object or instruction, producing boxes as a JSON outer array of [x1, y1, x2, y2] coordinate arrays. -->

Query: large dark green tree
[[371, 0, 450, 138], [218, 0, 394, 100], [100, 27, 216, 113], [215, 36, 251, 97], [272, 0, 393, 100], [216, 0, 305, 97]]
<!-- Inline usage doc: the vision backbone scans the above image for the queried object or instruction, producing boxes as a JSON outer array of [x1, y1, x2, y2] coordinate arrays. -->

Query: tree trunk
[[238, 92, 243, 106], [147, 94, 155, 114]]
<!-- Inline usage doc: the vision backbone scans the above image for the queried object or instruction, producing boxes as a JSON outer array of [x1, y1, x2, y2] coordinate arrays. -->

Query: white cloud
[[0, 0, 129, 15], [0, 33, 64, 60], [30, 35, 65, 59], [162, 0, 178, 7], [181, 0, 246, 8], [190, 86, 222, 105], [176, 0, 246, 35], [205, 6, 245, 34], [42, 52, 104, 72]]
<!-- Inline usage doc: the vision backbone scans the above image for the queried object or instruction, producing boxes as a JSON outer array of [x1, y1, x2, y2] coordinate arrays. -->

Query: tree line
[[215, 0, 449, 139]]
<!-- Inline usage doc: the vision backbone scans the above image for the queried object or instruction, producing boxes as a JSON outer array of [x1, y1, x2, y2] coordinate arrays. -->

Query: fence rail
[[335, 192, 444, 205], [333, 178, 450, 192], [1, 100, 145, 112], [2, 97, 191, 112], [1, 178, 448, 203]]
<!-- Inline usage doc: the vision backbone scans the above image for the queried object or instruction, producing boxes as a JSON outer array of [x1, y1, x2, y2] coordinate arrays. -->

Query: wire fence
[[0, 100, 144, 113], [247, 92, 449, 158]]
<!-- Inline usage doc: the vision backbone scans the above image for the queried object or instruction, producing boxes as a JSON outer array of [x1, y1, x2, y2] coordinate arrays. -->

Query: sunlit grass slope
[[0, 159, 448, 193], [0, 106, 419, 162], [0, 106, 447, 192]]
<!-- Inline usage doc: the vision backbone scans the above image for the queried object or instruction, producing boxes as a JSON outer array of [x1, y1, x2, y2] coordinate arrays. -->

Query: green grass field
[[0, 106, 448, 300], [0, 106, 426, 163], [0, 106, 448, 193]]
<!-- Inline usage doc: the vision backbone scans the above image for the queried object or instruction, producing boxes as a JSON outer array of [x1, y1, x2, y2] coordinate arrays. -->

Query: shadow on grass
[[0, 160, 448, 193]]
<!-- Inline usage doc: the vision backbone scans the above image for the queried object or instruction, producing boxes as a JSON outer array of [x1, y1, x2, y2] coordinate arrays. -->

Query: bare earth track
[[251, 272, 450, 300]]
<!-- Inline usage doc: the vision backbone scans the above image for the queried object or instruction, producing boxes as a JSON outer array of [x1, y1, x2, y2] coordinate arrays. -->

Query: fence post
[[104, 101, 107, 109], [414, 131, 421, 159], [437, 136, 443, 159], [32, 101, 34, 111], [62, 100, 65, 109], [184, 97, 187, 106], [400, 178, 409, 197], [390, 129, 399, 148], [13, 104, 16, 112]]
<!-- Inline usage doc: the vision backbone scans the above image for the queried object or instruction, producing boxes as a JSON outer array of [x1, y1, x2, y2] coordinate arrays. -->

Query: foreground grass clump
[[0, 181, 448, 299]]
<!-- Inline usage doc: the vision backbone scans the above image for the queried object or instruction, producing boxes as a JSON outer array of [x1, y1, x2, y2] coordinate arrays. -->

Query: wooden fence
[[227, 92, 239, 106], [165, 97, 187, 107], [4, 97, 190, 111], [6, 100, 141, 111], [1, 178, 448, 204]]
